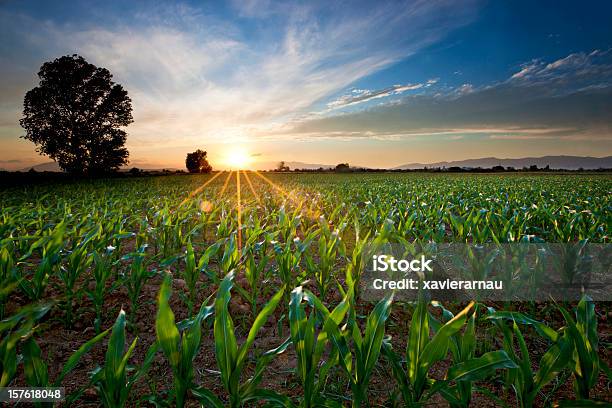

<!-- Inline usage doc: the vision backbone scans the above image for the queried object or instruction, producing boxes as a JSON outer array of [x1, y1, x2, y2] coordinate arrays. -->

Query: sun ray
[[218, 170, 233, 197], [179, 170, 224, 207], [252, 170, 321, 220], [236, 170, 242, 251], [242, 170, 262, 206], [252, 170, 292, 199]]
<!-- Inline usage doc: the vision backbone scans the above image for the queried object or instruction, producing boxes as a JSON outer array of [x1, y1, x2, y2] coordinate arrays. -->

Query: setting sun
[[225, 148, 252, 169]]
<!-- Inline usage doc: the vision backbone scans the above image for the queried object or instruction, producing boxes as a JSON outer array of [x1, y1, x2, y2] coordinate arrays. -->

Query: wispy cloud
[[279, 50, 612, 143], [508, 49, 612, 91], [0, 0, 480, 156], [326, 83, 424, 109]]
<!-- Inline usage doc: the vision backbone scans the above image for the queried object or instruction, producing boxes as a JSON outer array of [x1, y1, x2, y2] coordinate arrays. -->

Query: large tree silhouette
[[186, 149, 213, 173], [20, 55, 132, 174]]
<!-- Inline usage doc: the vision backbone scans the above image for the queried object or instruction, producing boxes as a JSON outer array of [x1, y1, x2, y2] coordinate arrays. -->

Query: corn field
[[1, 172, 611, 407]]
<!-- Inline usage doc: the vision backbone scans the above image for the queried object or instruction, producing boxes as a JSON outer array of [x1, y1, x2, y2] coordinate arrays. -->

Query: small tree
[[276, 161, 290, 172], [335, 163, 350, 172], [20, 54, 132, 174], [185, 149, 212, 173]]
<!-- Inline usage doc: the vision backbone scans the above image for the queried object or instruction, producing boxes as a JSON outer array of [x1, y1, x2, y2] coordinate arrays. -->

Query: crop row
[[1, 173, 610, 406]]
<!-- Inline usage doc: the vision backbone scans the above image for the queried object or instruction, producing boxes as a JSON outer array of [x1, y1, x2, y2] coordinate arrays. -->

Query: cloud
[[277, 50, 612, 143], [508, 49, 612, 92], [326, 83, 423, 109], [0, 0, 480, 155]]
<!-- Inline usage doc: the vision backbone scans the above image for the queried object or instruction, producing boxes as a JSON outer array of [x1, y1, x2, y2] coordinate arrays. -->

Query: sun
[[225, 148, 252, 169]]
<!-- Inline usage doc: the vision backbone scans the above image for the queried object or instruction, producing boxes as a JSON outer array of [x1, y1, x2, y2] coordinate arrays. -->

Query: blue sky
[[0, 0, 611, 169]]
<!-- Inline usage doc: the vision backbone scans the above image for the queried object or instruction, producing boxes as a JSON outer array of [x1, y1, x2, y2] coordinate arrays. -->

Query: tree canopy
[[20, 54, 132, 174], [276, 161, 290, 171], [186, 149, 213, 173]]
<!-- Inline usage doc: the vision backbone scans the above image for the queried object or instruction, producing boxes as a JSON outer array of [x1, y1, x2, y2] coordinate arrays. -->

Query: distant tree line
[[269, 162, 610, 173]]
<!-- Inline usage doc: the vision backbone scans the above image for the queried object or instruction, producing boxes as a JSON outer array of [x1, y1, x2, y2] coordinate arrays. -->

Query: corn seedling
[[155, 273, 214, 408], [288, 285, 352, 408], [193, 270, 290, 407], [382, 293, 476, 406], [556, 296, 611, 403], [90, 310, 158, 407], [85, 250, 117, 333], [321, 286, 393, 408], [426, 302, 517, 407], [19, 221, 65, 301], [124, 244, 154, 325], [487, 310, 572, 408]]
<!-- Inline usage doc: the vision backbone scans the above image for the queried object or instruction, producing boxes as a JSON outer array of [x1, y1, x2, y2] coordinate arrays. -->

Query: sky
[[0, 0, 611, 170]]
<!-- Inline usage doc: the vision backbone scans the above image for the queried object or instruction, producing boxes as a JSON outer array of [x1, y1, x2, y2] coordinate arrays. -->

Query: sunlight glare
[[225, 148, 252, 169]]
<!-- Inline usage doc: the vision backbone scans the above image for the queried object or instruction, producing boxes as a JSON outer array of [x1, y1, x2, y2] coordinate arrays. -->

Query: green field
[[1, 173, 611, 407]]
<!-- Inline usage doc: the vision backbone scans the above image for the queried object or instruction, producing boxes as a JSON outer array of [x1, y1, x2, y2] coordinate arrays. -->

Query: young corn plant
[[273, 234, 314, 306], [90, 310, 158, 407], [0, 247, 17, 319], [219, 234, 241, 278], [426, 302, 517, 407], [556, 296, 610, 403], [345, 223, 371, 301], [124, 244, 154, 325], [487, 310, 572, 408], [305, 217, 346, 299], [57, 239, 93, 328], [1, 301, 52, 387], [382, 294, 477, 406], [19, 221, 66, 301], [156, 274, 214, 408], [288, 285, 352, 408], [193, 270, 290, 407], [321, 286, 393, 408], [85, 250, 117, 334], [243, 241, 270, 316], [182, 240, 220, 317]]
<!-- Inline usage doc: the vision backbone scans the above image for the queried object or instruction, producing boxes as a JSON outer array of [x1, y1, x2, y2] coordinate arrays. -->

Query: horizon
[[1, 0, 612, 171], [7, 154, 612, 173]]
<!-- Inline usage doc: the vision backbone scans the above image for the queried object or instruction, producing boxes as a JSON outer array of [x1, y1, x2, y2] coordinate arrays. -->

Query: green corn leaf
[[156, 275, 181, 370], [246, 388, 296, 407], [512, 320, 533, 384], [22, 337, 49, 387], [419, 302, 474, 373], [407, 291, 429, 383], [532, 334, 572, 392], [214, 270, 238, 392], [486, 310, 559, 342], [446, 350, 518, 382], [192, 387, 225, 408], [105, 309, 128, 390], [360, 293, 393, 380]]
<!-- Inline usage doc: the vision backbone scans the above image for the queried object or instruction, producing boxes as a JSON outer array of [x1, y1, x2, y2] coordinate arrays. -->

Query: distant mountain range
[[393, 156, 612, 170], [13, 155, 612, 172]]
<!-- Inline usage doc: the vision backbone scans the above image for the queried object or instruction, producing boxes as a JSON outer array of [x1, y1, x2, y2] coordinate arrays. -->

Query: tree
[[20, 54, 132, 174], [276, 161, 290, 172], [335, 163, 350, 172], [185, 149, 212, 173]]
